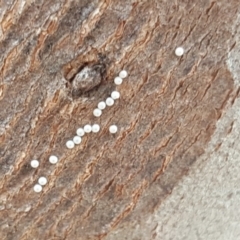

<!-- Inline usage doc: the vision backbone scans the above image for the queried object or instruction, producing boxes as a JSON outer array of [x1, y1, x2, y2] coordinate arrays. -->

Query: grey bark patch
[[69, 64, 105, 98]]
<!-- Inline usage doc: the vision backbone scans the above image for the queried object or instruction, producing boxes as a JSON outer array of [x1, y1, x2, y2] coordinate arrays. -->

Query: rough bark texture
[[0, 0, 239, 239]]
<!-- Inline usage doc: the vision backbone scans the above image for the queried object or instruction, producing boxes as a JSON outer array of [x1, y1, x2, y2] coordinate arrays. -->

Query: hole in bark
[[65, 54, 108, 98], [69, 63, 106, 98]]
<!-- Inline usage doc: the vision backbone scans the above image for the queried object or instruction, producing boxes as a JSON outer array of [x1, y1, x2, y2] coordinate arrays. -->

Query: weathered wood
[[0, 0, 239, 239]]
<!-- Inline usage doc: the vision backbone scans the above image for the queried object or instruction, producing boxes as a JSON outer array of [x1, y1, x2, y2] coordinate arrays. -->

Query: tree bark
[[0, 0, 239, 239]]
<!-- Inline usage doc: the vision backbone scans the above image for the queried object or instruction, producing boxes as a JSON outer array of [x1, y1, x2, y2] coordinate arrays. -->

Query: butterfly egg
[[93, 108, 102, 117], [98, 101, 106, 110], [49, 155, 59, 164], [175, 47, 184, 57], [106, 97, 114, 106], [73, 136, 82, 144], [33, 184, 42, 193], [109, 125, 118, 134], [119, 70, 128, 78], [114, 77, 123, 85], [66, 140, 75, 149], [38, 177, 47, 186], [76, 128, 85, 137], [30, 160, 39, 168], [111, 91, 120, 100], [92, 124, 100, 133], [84, 124, 92, 133]]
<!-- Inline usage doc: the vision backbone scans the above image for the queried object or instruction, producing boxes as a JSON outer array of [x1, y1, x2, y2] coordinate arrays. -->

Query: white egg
[[98, 101, 106, 110], [76, 128, 85, 137], [73, 136, 82, 144], [119, 70, 128, 78], [114, 77, 123, 85], [49, 155, 59, 164], [33, 184, 42, 193], [111, 91, 120, 100], [92, 124, 100, 133], [30, 159, 39, 168], [106, 97, 114, 106], [175, 47, 184, 56], [66, 140, 75, 149], [109, 125, 118, 134], [38, 177, 47, 186], [84, 124, 92, 133], [93, 108, 102, 117]]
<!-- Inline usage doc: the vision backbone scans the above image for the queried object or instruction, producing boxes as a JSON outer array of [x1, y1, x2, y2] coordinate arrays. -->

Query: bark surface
[[0, 0, 239, 239]]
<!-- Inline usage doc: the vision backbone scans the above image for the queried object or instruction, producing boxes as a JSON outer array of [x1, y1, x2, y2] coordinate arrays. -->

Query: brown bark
[[0, 0, 239, 239]]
